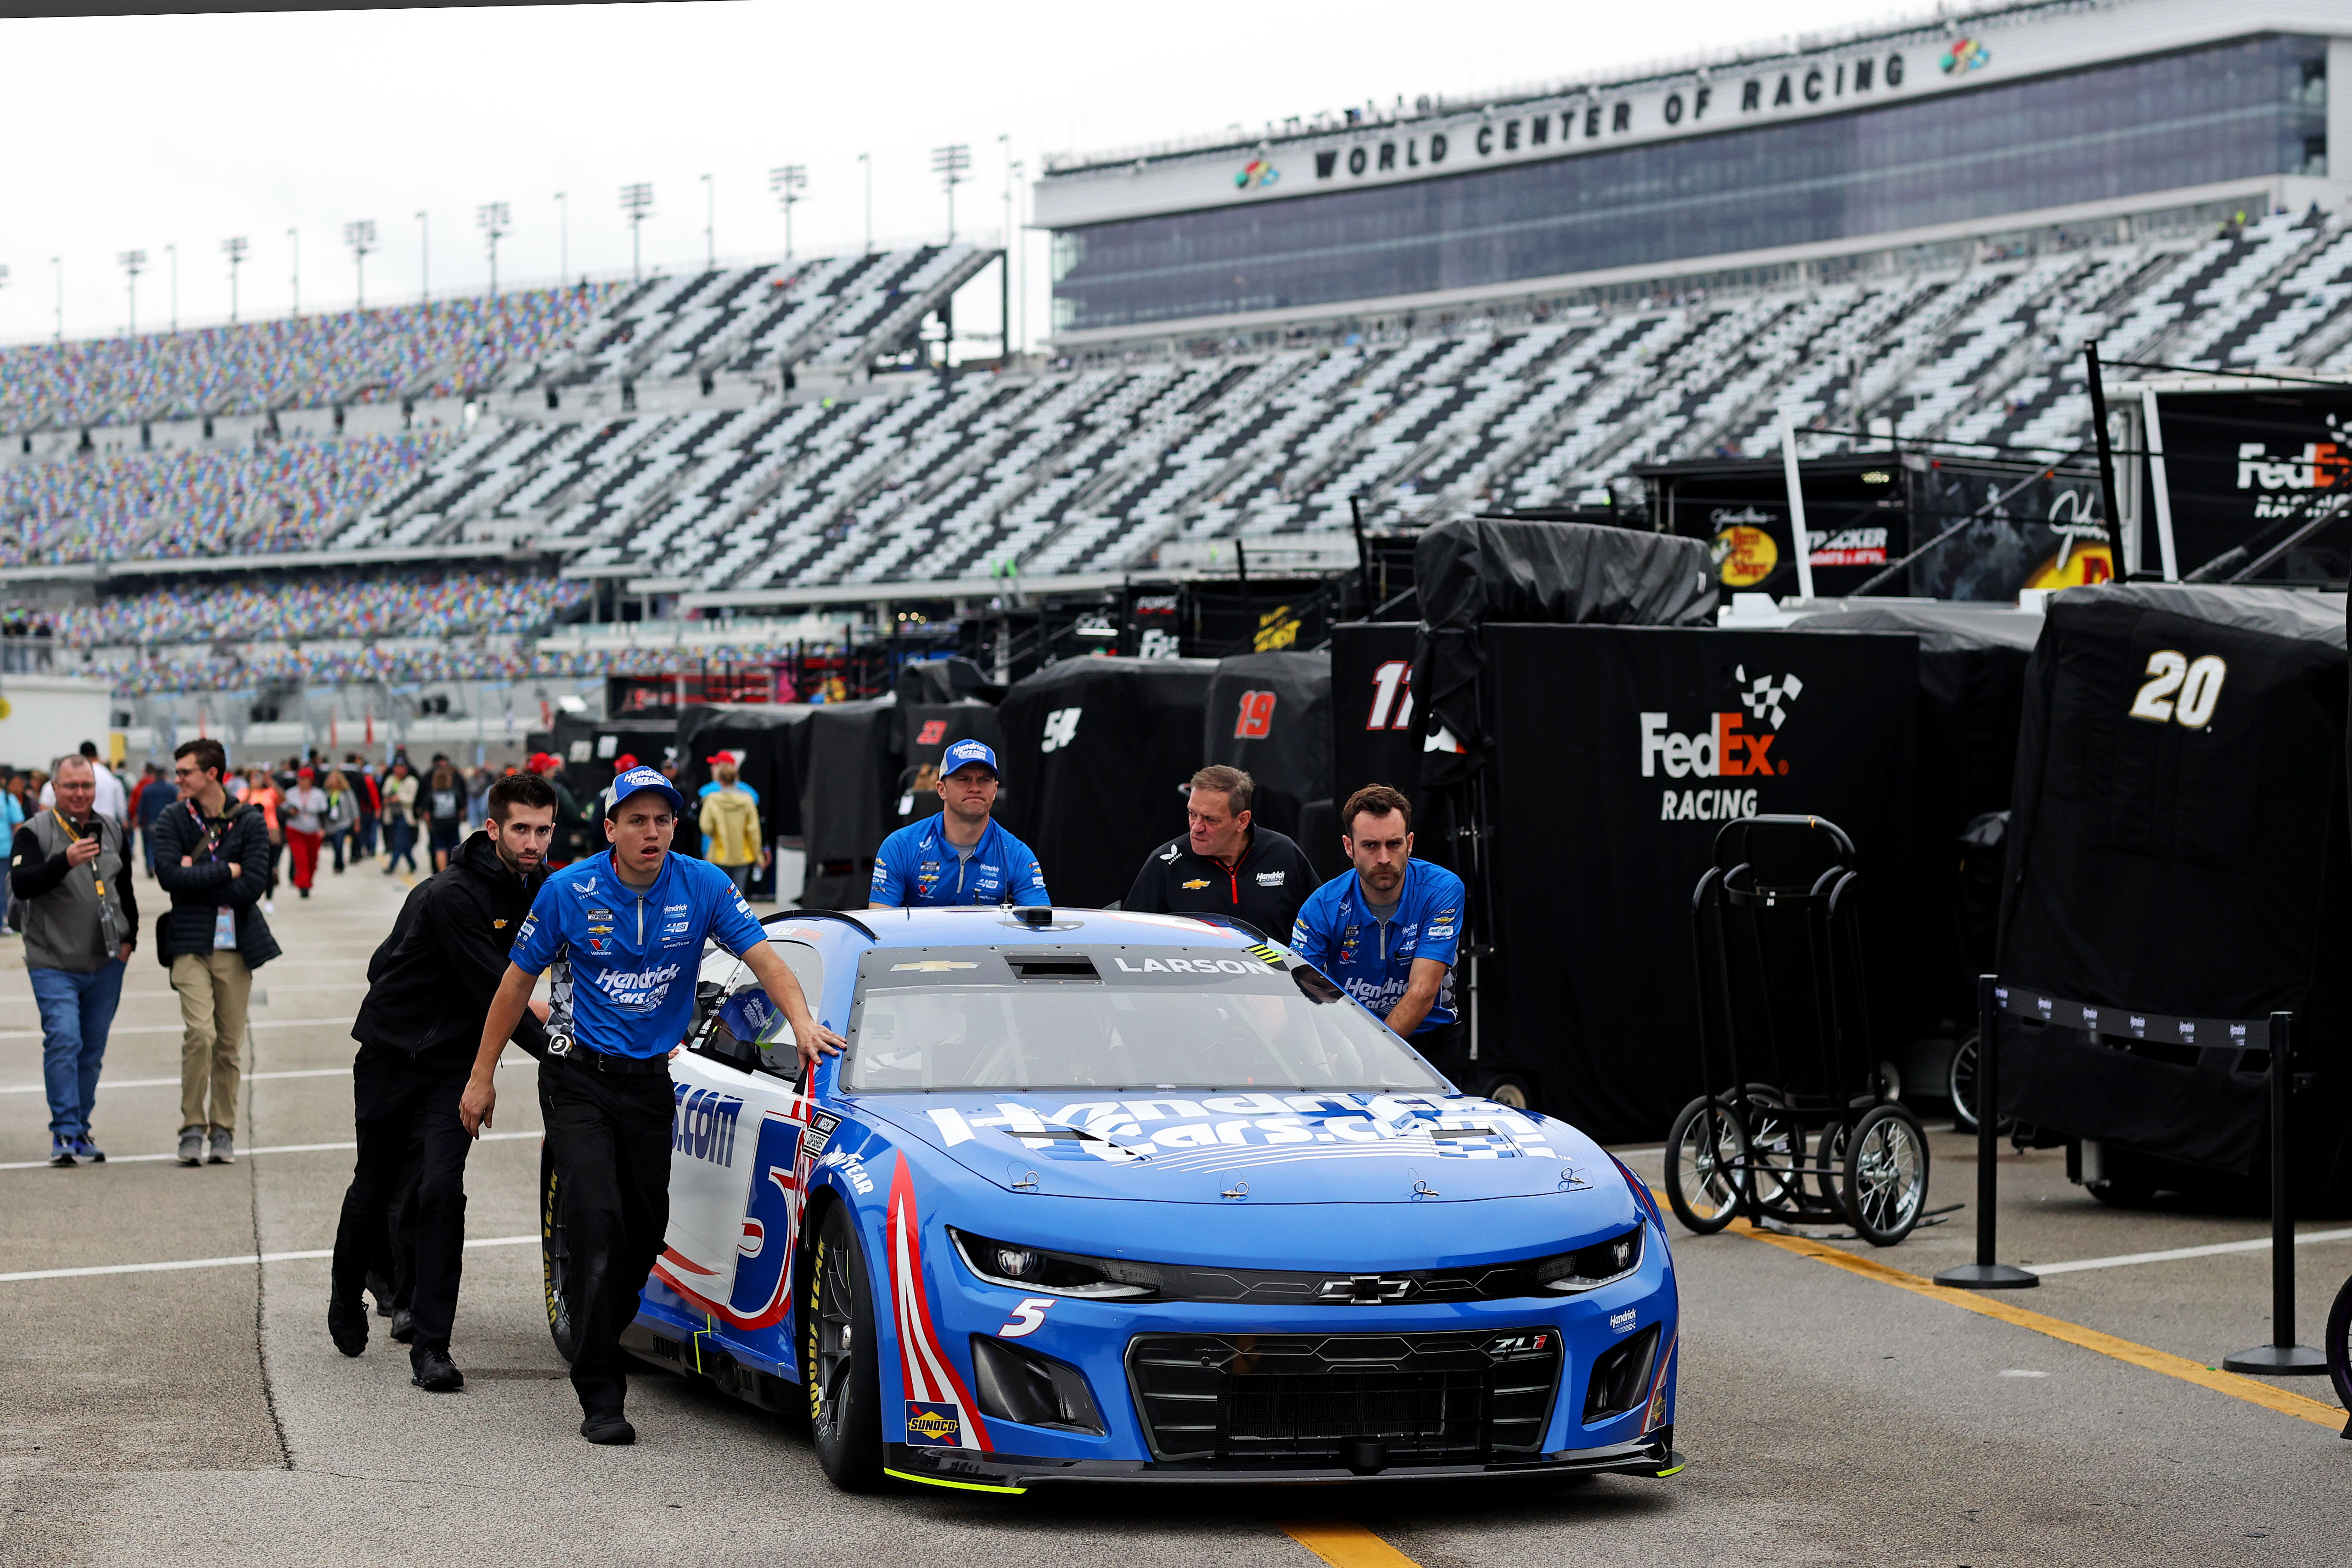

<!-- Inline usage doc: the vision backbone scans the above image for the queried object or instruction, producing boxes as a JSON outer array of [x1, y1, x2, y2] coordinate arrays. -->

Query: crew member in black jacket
[[327, 772, 557, 1392], [1124, 765, 1318, 941]]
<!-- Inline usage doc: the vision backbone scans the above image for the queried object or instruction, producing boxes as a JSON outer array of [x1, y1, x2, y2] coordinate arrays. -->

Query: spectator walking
[[12, 753, 136, 1166], [348, 753, 380, 862], [153, 738, 279, 1166], [135, 764, 176, 876], [423, 761, 466, 871], [381, 759, 419, 875], [39, 742, 128, 832], [322, 770, 359, 872], [283, 767, 329, 899], [243, 767, 284, 913], [0, 767, 24, 933], [535, 756, 588, 866], [698, 761, 765, 894], [463, 765, 491, 828]]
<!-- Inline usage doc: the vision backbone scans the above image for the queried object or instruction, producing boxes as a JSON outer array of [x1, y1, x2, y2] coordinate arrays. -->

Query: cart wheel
[[1734, 1086, 1796, 1212], [1841, 1104, 1930, 1246], [1811, 1118, 1852, 1208], [1664, 1096, 1750, 1236], [2324, 1271, 2352, 1427]]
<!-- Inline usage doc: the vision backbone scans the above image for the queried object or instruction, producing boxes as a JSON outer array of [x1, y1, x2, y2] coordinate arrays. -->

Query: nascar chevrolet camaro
[[540, 904, 1682, 1491]]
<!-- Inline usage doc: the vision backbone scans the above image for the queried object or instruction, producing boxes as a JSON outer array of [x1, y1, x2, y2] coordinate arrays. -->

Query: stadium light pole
[[701, 172, 714, 268], [222, 236, 248, 324], [857, 153, 871, 254], [620, 182, 654, 282], [118, 249, 146, 336], [165, 242, 178, 333], [477, 202, 511, 296], [415, 211, 429, 304], [287, 227, 300, 317], [768, 165, 807, 261], [554, 191, 567, 282], [932, 143, 971, 243], [343, 219, 377, 309]]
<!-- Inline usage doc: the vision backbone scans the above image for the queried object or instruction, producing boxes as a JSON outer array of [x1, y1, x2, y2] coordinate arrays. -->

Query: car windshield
[[841, 945, 1447, 1095]]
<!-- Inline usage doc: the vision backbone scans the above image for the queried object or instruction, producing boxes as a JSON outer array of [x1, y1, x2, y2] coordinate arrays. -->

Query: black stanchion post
[[1935, 974, 2039, 1289], [2223, 1012, 2327, 1374]]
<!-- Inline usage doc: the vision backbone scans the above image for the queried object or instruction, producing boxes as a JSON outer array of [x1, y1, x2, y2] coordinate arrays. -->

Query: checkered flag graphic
[[1734, 665, 1804, 729]]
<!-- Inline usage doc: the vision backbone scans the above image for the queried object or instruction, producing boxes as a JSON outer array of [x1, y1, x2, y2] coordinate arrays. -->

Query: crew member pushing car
[[1289, 783, 1468, 1075], [1123, 764, 1316, 939], [458, 765, 842, 1446], [868, 740, 1048, 908]]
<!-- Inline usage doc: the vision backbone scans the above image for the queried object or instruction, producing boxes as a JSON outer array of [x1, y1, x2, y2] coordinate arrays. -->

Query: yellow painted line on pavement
[[1282, 1523, 1421, 1568], [1724, 1215, 2346, 1431]]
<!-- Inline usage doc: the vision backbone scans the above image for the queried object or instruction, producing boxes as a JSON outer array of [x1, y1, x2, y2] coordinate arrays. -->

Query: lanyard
[[183, 799, 232, 862], [51, 809, 106, 900]]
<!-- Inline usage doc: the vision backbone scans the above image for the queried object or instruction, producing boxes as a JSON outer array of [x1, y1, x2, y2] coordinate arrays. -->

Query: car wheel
[[540, 1141, 578, 1364], [2324, 1270, 2352, 1424], [807, 1201, 886, 1491], [1482, 1073, 1532, 1109]]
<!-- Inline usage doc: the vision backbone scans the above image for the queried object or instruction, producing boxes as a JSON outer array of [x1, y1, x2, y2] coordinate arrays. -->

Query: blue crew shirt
[[510, 849, 770, 1060], [1288, 858, 1465, 1033], [869, 813, 1049, 907]]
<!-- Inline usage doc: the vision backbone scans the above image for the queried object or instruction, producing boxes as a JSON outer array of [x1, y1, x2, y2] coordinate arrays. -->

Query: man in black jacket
[[1124, 765, 1318, 941], [152, 739, 280, 1168], [327, 772, 558, 1391]]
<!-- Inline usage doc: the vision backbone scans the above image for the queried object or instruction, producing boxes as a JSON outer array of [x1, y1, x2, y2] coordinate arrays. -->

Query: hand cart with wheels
[[1664, 815, 1934, 1247]]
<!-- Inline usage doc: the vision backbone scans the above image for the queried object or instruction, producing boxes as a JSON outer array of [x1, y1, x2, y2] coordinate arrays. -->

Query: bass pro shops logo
[[1640, 665, 1800, 822]]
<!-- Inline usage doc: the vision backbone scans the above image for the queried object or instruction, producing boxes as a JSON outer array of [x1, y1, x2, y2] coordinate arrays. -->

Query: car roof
[[758, 905, 1266, 955]]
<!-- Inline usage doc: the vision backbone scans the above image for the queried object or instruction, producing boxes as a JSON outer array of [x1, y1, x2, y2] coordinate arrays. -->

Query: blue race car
[[541, 904, 1683, 1492]]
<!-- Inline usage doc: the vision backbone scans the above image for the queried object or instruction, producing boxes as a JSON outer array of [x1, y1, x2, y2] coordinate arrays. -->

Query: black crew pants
[[540, 1059, 674, 1417], [330, 1044, 474, 1349]]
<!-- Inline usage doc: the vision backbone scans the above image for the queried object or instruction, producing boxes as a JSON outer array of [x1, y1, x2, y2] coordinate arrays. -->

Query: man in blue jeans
[[11, 754, 136, 1166]]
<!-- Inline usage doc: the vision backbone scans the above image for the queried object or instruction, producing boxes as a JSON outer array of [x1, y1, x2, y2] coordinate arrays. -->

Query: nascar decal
[[925, 1094, 1558, 1168], [887, 1153, 992, 1451]]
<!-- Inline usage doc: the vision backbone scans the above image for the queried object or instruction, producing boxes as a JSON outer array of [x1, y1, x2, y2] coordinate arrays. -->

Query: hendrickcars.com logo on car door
[[1639, 665, 1802, 821]]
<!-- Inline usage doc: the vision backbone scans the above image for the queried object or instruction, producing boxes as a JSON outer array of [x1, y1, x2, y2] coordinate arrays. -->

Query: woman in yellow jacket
[[697, 763, 766, 894]]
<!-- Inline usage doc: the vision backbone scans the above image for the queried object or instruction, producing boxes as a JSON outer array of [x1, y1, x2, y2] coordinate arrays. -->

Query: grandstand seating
[[19, 206, 2352, 697], [42, 566, 585, 646]]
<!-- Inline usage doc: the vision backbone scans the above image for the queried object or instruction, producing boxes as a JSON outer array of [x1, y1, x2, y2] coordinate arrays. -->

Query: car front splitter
[[882, 1432, 1682, 1492]]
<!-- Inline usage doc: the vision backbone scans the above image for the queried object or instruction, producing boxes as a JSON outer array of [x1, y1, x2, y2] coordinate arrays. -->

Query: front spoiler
[[882, 1430, 1683, 1493]]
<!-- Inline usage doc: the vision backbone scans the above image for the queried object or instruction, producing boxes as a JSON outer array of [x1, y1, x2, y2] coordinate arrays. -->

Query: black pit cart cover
[[1330, 621, 1436, 860], [1476, 623, 1918, 1144], [1997, 584, 2352, 1184], [1787, 601, 2041, 1037], [1202, 651, 1331, 843], [895, 655, 1006, 706], [797, 698, 901, 909], [1415, 519, 1716, 789], [997, 657, 1217, 908], [674, 703, 817, 840]]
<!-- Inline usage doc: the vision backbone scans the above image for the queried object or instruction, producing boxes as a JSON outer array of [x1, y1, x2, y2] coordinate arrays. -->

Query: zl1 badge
[[905, 1401, 962, 1445]]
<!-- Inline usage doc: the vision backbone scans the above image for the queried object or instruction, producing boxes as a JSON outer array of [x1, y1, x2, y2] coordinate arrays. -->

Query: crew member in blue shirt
[[1289, 783, 1467, 1070], [868, 739, 1049, 908], [458, 766, 843, 1447]]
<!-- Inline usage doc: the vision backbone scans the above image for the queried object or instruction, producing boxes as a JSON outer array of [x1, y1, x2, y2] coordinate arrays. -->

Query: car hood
[[849, 1089, 1616, 1206]]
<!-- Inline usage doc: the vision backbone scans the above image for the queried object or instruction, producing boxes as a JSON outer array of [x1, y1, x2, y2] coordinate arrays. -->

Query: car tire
[[807, 1201, 887, 1492], [1482, 1072, 1533, 1109], [540, 1141, 578, 1364]]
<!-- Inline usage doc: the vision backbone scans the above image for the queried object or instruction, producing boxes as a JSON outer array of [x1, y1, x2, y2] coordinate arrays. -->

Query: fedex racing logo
[[673, 1087, 745, 1165], [1641, 666, 1798, 823], [593, 961, 684, 1008]]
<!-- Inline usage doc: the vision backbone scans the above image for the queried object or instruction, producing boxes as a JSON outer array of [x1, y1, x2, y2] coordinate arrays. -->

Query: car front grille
[[1125, 1330, 1561, 1465]]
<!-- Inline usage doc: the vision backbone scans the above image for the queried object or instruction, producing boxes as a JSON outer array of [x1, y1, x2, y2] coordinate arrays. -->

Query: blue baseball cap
[[605, 764, 687, 818], [941, 738, 999, 778]]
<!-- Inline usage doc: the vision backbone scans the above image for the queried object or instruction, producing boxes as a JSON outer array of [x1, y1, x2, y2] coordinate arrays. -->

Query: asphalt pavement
[[0, 858, 2346, 1567]]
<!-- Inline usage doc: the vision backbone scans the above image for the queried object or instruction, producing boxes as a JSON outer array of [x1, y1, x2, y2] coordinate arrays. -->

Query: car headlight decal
[[949, 1229, 1162, 1300], [1528, 1225, 1645, 1293]]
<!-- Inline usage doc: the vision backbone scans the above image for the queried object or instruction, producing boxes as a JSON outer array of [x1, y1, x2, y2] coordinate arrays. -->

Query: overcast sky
[[1, 0, 1909, 349]]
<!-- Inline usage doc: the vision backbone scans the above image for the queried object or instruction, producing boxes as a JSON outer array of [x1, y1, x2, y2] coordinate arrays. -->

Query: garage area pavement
[[0, 863, 2346, 1567]]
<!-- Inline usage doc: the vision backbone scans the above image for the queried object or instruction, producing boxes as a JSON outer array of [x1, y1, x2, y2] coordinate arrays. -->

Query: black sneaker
[[580, 1411, 635, 1445], [410, 1343, 464, 1392], [328, 1294, 369, 1357], [390, 1308, 416, 1345], [69, 1133, 104, 1163], [366, 1271, 396, 1318]]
